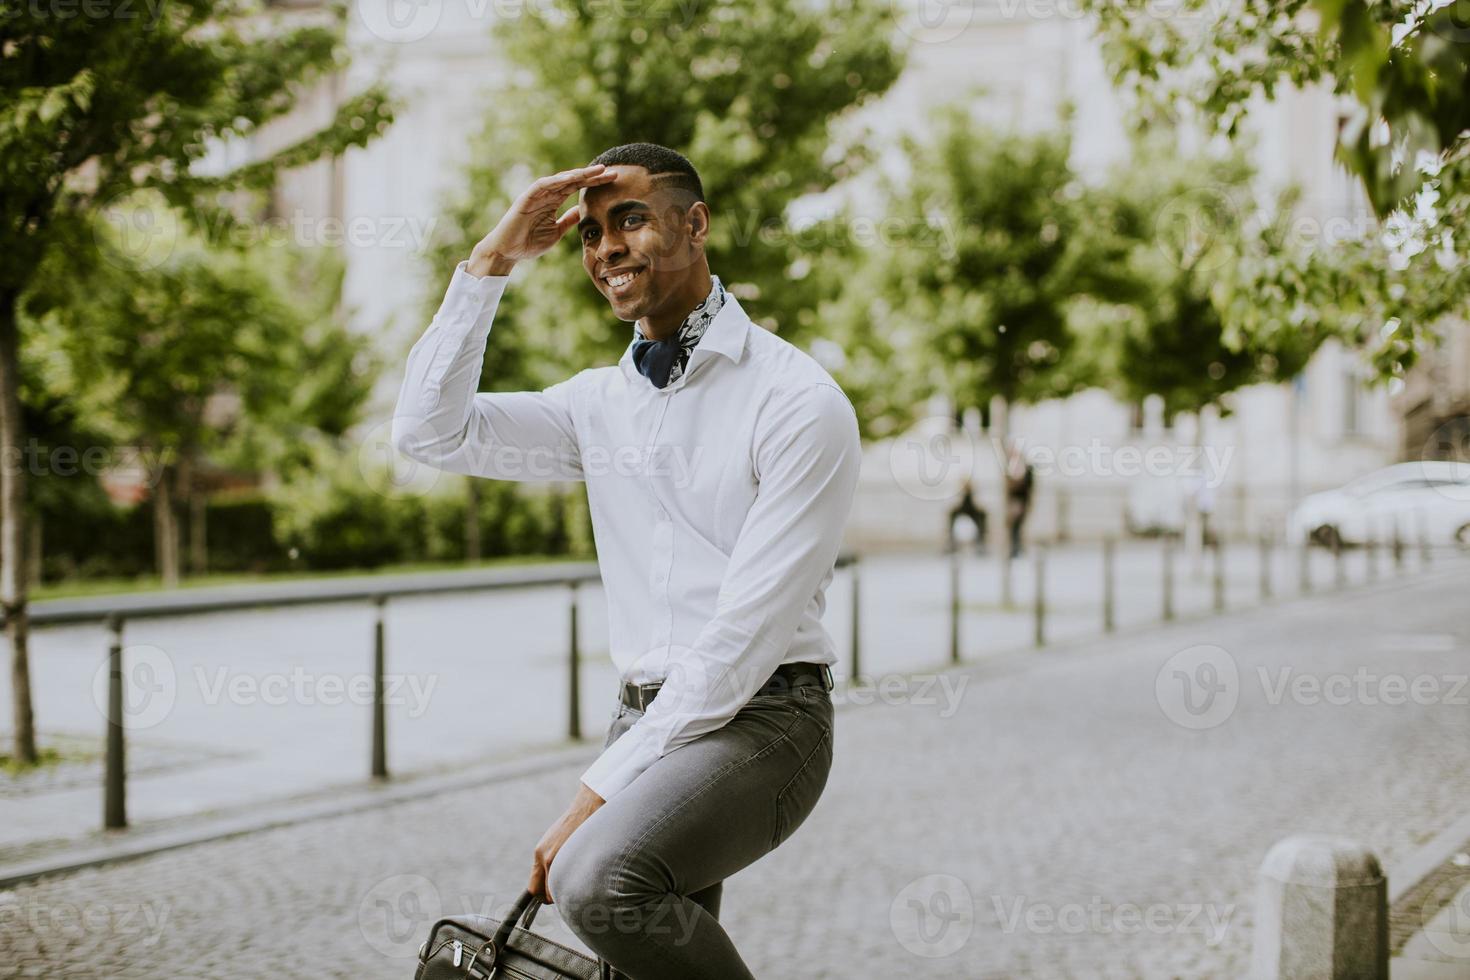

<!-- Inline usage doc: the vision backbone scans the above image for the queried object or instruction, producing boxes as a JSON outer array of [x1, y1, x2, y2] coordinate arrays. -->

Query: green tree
[[25, 208, 379, 586], [1080, 139, 1327, 417], [417, 0, 905, 556], [0, 0, 392, 762], [1082, 0, 1470, 376]]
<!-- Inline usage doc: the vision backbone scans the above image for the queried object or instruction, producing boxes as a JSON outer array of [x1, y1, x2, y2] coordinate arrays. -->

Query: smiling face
[[577, 165, 711, 333]]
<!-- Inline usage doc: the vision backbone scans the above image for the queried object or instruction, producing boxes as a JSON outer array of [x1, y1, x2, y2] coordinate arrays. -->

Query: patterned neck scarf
[[629, 274, 726, 389]]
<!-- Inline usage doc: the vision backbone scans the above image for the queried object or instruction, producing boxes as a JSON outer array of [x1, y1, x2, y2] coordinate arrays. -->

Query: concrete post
[[1251, 835, 1388, 980]]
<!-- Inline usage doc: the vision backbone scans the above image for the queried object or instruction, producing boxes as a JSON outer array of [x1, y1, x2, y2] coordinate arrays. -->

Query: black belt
[[620, 661, 835, 712]]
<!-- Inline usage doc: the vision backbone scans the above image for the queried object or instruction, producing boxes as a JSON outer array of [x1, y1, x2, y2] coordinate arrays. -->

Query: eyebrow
[[578, 199, 650, 234]]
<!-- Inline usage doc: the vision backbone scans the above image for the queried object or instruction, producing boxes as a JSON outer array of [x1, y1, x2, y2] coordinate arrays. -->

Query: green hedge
[[36, 480, 594, 583]]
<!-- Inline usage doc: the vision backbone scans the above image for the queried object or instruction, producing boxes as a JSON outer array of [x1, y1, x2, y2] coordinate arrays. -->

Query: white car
[[1286, 461, 1470, 548]]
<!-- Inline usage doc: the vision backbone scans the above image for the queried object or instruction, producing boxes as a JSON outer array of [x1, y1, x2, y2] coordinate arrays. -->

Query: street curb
[[0, 742, 600, 890], [1390, 811, 1470, 908]]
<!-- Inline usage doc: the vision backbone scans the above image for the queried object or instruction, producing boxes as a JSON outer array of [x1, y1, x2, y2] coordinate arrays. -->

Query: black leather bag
[[414, 888, 612, 980]]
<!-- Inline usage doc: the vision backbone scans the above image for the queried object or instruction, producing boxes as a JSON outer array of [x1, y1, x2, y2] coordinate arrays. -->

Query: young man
[[391, 143, 861, 978]]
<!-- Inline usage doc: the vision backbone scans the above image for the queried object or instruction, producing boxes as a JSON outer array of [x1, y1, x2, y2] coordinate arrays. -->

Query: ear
[[686, 202, 711, 248]]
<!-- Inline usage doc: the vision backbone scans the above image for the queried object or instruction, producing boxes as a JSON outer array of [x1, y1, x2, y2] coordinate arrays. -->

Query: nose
[[595, 229, 625, 270]]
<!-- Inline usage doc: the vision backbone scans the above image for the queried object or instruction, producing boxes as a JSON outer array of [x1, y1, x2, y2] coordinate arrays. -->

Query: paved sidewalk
[[1, 563, 1467, 977], [0, 541, 1369, 860]]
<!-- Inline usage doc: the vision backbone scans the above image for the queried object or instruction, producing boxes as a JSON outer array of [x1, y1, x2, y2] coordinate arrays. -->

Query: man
[[1004, 441, 1034, 559], [947, 478, 988, 554], [391, 143, 861, 978]]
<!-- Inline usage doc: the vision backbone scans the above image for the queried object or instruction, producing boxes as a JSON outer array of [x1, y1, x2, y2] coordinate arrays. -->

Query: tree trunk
[[153, 461, 181, 588], [25, 513, 41, 587], [182, 454, 207, 576], [0, 291, 38, 764], [465, 479, 481, 562]]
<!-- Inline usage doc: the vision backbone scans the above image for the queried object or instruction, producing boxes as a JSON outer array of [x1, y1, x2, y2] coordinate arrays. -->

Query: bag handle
[[486, 888, 615, 980]]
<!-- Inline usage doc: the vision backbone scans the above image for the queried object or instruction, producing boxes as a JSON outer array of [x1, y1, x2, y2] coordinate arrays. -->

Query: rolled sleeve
[[578, 382, 861, 802]]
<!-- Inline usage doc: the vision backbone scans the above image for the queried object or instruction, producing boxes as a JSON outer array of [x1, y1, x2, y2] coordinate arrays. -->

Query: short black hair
[[589, 142, 705, 204]]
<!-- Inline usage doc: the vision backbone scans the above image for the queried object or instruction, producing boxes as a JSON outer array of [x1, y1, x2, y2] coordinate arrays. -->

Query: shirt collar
[[618, 277, 750, 385]]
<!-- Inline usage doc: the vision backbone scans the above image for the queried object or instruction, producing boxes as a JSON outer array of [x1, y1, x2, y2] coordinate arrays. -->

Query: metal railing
[[9, 555, 860, 832]]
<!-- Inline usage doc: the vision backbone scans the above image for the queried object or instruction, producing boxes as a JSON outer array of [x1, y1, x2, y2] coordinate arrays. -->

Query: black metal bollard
[[371, 595, 387, 780], [949, 548, 961, 665], [1162, 537, 1175, 622], [849, 558, 861, 683], [1259, 533, 1272, 601], [568, 581, 582, 742], [1212, 537, 1226, 614], [1333, 533, 1345, 590], [1102, 536, 1116, 633], [1393, 522, 1405, 573], [104, 613, 126, 830], [1033, 545, 1047, 649], [1366, 525, 1378, 582]]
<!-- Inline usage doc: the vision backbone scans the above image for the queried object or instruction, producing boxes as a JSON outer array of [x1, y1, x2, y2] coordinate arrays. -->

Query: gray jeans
[[548, 680, 835, 979]]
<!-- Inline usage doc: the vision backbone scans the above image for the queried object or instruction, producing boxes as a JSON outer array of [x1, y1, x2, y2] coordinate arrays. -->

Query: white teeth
[[607, 270, 641, 288]]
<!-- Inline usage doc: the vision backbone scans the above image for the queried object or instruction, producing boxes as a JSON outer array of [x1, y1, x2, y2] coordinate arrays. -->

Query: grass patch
[[33, 554, 590, 602], [0, 745, 69, 775]]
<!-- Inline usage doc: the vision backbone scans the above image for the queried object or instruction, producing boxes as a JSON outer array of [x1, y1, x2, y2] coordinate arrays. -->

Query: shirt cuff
[[579, 723, 661, 802]]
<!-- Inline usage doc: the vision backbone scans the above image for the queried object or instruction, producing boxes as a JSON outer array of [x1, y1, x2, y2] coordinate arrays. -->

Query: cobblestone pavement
[[2, 568, 1468, 978], [0, 542, 1392, 854]]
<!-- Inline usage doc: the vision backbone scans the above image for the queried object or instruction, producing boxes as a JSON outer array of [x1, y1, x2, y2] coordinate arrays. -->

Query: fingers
[[555, 204, 581, 239], [528, 165, 618, 203], [528, 861, 548, 905]]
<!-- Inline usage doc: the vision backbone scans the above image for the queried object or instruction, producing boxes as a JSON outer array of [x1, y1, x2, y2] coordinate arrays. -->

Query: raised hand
[[467, 164, 619, 277]]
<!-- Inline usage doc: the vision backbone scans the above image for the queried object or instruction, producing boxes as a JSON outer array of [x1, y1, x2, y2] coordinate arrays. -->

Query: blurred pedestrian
[[947, 479, 988, 554]]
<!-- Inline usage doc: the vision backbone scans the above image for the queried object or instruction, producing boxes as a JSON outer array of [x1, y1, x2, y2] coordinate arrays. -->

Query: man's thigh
[[578, 692, 831, 899]]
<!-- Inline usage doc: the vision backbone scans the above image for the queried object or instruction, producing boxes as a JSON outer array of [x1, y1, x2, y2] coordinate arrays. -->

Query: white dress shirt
[[391, 261, 861, 802]]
